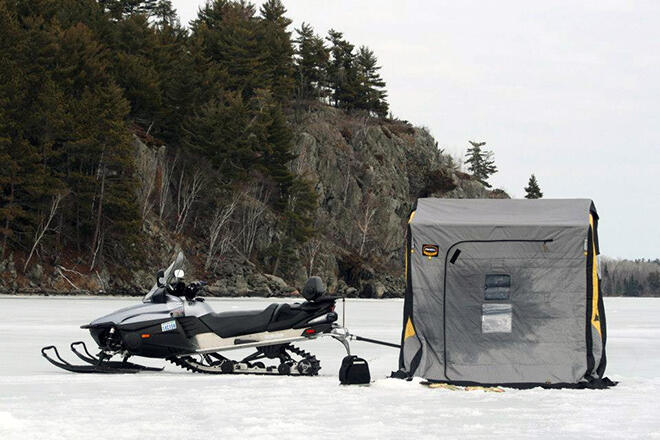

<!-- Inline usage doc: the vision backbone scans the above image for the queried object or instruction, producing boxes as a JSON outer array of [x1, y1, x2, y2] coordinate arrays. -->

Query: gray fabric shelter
[[398, 199, 608, 386]]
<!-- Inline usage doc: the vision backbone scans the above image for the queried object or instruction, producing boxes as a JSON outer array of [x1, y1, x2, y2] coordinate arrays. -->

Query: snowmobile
[[42, 252, 357, 377]]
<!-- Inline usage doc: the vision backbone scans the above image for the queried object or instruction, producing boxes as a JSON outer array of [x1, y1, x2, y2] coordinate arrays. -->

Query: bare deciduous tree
[[205, 193, 241, 270], [135, 145, 159, 221], [302, 237, 323, 278], [343, 167, 351, 204], [239, 184, 270, 258], [158, 151, 177, 221], [89, 151, 106, 270], [356, 195, 377, 257], [135, 147, 158, 221], [174, 166, 206, 235], [24, 192, 67, 273]]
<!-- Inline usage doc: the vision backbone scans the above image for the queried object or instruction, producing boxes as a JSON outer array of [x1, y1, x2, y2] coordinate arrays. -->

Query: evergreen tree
[[191, 0, 265, 99], [258, 0, 294, 103], [152, 0, 179, 29], [524, 174, 543, 199], [465, 141, 497, 188], [294, 22, 329, 100], [182, 91, 255, 180], [355, 46, 388, 117], [326, 29, 358, 110], [261, 102, 297, 203], [154, 29, 227, 144], [648, 272, 660, 294], [623, 275, 642, 297]]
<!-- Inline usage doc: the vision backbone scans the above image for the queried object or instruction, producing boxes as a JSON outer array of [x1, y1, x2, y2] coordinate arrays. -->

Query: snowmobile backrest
[[302, 276, 326, 301]]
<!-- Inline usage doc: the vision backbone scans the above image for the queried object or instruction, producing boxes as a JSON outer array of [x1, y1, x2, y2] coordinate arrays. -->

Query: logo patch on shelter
[[422, 244, 439, 257]]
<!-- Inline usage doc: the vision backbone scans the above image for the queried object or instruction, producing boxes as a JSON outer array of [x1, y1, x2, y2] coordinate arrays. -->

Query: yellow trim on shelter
[[404, 318, 416, 340], [589, 214, 602, 337]]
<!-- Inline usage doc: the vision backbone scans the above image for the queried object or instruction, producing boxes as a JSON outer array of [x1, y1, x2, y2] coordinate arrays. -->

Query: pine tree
[[294, 22, 329, 100], [152, 0, 179, 29], [182, 91, 255, 180], [648, 272, 660, 294], [355, 46, 388, 117], [107, 13, 162, 125], [465, 141, 497, 188], [524, 174, 543, 199], [262, 102, 297, 204], [326, 29, 359, 110], [0, 1, 68, 258], [258, 0, 295, 103], [191, 0, 265, 98], [55, 22, 141, 265]]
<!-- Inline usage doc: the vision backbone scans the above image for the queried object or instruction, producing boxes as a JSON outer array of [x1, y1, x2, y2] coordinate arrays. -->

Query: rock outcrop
[[286, 104, 501, 296]]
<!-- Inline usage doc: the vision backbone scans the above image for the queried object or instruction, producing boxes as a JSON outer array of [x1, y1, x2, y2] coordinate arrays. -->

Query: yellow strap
[[404, 211, 417, 339], [589, 214, 602, 337], [405, 210, 416, 281], [404, 318, 416, 340], [408, 210, 416, 223]]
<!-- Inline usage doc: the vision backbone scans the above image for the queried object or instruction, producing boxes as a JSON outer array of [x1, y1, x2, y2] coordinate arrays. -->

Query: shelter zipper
[[441, 238, 554, 381]]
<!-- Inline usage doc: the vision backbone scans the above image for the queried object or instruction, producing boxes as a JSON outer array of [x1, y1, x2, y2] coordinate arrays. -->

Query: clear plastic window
[[482, 304, 512, 333], [484, 274, 511, 300]]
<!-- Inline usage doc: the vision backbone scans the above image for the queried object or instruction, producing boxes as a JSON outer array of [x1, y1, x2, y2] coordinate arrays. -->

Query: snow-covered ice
[[1, 296, 659, 439]]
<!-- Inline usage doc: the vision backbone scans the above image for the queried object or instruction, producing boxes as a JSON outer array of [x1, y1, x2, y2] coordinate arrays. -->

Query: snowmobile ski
[[41, 345, 159, 374], [69, 341, 163, 372]]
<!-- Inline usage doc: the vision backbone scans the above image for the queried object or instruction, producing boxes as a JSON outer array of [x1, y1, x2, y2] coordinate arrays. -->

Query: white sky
[[173, 0, 659, 259]]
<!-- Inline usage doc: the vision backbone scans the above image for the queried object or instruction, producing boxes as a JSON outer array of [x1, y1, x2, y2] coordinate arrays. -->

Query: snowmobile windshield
[[143, 252, 185, 303]]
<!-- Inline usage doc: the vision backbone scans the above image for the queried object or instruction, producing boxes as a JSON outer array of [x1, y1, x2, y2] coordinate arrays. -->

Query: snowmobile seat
[[302, 276, 326, 301], [199, 304, 279, 338]]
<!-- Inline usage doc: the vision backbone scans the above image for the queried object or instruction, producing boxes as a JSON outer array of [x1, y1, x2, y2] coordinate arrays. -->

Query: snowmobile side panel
[[117, 318, 197, 358]]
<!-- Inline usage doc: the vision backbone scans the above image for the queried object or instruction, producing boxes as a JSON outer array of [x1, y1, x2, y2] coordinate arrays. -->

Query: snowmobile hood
[[84, 301, 183, 328]]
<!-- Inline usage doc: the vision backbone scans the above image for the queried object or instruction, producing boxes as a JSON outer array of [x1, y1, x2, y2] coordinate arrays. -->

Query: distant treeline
[[602, 258, 660, 297], [0, 0, 390, 277]]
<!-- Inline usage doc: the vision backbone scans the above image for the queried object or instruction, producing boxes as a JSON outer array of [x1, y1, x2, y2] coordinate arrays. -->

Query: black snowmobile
[[42, 252, 357, 377]]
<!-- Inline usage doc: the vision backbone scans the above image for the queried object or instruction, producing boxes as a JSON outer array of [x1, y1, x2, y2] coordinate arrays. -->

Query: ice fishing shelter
[[398, 199, 609, 387]]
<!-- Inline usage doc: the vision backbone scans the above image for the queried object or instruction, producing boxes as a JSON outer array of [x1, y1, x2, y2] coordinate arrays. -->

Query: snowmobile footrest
[[339, 355, 371, 385]]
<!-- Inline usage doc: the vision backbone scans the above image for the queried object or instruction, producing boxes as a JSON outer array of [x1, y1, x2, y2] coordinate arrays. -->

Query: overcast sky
[[173, 0, 659, 259]]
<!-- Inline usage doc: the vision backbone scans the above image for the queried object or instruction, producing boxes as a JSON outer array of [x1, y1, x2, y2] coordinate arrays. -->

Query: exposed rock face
[[287, 105, 498, 296]]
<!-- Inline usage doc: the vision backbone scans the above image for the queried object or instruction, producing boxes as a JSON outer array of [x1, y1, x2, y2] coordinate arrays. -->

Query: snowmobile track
[[167, 344, 321, 376]]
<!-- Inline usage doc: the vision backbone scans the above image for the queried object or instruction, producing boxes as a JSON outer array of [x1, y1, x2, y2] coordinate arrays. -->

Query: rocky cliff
[[286, 104, 502, 297], [0, 104, 504, 297]]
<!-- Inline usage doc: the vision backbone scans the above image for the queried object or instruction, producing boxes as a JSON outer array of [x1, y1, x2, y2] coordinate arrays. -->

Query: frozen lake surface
[[1, 296, 659, 439]]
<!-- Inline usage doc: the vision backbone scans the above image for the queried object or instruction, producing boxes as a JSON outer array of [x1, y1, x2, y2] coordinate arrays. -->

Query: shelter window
[[484, 274, 511, 300], [482, 304, 512, 333]]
